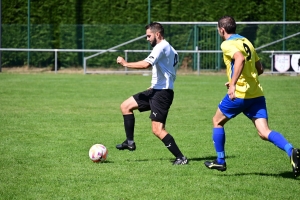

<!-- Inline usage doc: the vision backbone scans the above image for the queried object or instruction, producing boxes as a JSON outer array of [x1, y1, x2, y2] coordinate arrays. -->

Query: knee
[[212, 114, 228, 127], [152, 126, 159, 136], [120, 102, 126, 112], [212, 116, 217, 126], [151, 126, 164, 138], [120, 101, 130, 113], [212, 116, 220, 127]]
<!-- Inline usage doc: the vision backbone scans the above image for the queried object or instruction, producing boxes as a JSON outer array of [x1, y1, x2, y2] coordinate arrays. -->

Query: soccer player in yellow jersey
[[204, 16, 300, 177]]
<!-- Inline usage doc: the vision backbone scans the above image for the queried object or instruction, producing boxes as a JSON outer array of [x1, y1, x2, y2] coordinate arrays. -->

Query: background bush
[[1, 0, 300, 69]]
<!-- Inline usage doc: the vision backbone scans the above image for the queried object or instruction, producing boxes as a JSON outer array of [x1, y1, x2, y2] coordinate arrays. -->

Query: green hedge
[[1, 0, 300, 69]]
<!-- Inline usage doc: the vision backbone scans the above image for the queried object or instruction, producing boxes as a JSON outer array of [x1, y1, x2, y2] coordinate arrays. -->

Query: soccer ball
[[89, 144, 108, 162]]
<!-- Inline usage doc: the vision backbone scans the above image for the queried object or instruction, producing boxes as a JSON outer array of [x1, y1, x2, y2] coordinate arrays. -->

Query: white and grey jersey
[[144, 40, 178, 90]]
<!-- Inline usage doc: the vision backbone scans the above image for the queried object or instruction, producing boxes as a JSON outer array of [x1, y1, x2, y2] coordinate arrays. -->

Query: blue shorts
[[218, 95, 268, 119]]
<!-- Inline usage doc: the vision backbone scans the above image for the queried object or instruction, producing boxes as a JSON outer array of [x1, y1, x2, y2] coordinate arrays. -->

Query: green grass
[[0, 73, 300, 199]]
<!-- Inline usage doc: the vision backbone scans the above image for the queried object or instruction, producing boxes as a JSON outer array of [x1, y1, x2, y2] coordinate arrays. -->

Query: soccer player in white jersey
[[116, 22, 188, 165]]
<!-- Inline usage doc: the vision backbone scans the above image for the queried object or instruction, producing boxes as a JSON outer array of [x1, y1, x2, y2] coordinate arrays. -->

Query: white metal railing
[[1, 21, 299, 74], [256, 32, 300, 50], [84, 49, 223, 75], [83, 34, 146, 74], [0, 48, 221, 75], [82, 23, 300, 74], [2, 48, 300, 74], [1, 28, 299, 75], [0, 48, 109, 74]]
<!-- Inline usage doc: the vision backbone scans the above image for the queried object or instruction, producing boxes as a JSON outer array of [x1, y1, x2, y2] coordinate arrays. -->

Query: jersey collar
[[227, 34, 244, 40]]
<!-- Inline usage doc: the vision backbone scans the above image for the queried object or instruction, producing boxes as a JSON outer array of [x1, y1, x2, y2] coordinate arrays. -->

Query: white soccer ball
[[89, 144, 108, 162]]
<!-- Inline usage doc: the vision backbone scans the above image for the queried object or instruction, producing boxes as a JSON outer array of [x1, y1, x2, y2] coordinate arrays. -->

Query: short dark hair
[[218, 16, 236, 34], [145, 22, 164, 37]]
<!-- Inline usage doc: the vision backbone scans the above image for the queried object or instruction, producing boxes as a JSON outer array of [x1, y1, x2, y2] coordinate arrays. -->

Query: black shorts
[[132, 89, 174, 124]]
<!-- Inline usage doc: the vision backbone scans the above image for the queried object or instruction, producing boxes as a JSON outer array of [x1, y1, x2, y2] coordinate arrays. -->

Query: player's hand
[[227, 84, 236, 100], [225, 82, 230, 89], [116, 56, 126, 66]]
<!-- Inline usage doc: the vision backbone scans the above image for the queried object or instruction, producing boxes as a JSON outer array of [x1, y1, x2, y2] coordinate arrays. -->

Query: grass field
[[0, 72, 300, 199]]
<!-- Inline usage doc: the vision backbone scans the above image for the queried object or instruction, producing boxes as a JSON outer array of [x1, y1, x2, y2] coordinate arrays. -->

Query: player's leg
[[205, 95, 244, 171], [247, 97, 294, 157], [246, 96, 300, 177], [253, 117, 293, 155], [150, 89, 188, 165], [151, 120, 188, 165], [117, 90, 154, 151], [252, 118, 299, 177], [204, 108, 229, 171], [253, 118, 300, 177], [116, 96, 139, 151]]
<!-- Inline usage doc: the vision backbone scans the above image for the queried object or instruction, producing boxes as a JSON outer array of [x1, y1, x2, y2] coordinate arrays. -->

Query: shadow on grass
[[217, 171, 297, 179], [118, 155, 298, 179], [188, 155, 236, 162], [126, 158, 172, 162], [124, 156, 236, 164], [94, 160, 115, 164]]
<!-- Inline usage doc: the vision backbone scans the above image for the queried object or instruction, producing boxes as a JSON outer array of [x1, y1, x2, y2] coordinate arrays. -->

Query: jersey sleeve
[[144, 45, 163, 66], [221, 41, 240, 59]]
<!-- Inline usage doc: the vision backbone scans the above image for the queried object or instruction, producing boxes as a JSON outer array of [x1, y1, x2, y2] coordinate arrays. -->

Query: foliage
[[1, 0, 300, 69]]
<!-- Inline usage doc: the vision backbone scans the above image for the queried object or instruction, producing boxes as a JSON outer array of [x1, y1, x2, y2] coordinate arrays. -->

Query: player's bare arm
[[117, 56, 151, 69], [228, 51, 245, 100], [255, 60, 264, 75]]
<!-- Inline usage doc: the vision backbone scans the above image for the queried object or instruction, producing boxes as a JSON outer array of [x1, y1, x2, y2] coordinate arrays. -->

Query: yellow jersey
[[221, 34, 264, 99]]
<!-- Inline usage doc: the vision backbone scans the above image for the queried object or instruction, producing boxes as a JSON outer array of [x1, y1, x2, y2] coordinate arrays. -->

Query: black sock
[[162, 133, 184, 158], [123, 114, 135, 141]]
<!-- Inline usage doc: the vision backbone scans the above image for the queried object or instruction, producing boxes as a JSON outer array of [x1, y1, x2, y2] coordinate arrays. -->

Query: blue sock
[[268, 131, 293, 157], [213, 128, 226, 164]]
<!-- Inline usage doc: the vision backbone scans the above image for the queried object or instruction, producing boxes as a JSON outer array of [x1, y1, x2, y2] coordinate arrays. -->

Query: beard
[[150, 38, 157, 47]]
